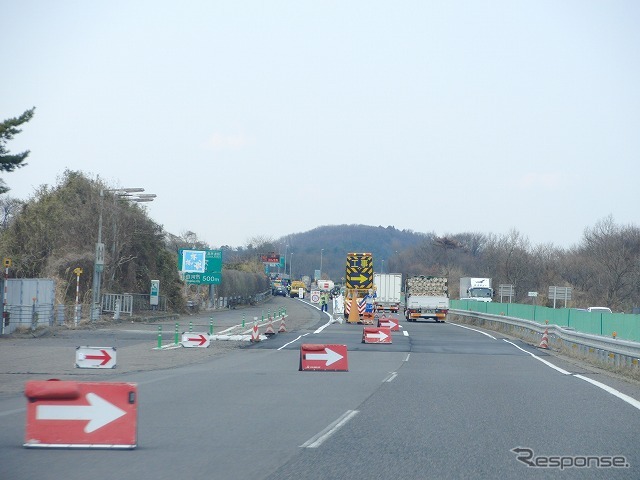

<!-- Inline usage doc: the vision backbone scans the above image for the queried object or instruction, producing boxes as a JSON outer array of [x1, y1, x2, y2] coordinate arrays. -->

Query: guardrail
[[450, 309, 640, 376]]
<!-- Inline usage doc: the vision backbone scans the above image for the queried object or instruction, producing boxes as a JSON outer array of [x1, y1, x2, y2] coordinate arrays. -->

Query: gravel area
[[0, 297, 324, 398]]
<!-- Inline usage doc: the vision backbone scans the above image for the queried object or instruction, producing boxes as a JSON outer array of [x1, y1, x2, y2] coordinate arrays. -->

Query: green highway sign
[[183, 272, 221, 285], [178, 249, 222, 274]]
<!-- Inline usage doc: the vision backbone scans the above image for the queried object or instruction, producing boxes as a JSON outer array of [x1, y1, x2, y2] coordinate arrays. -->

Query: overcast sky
[[2, 1, 639, 249]]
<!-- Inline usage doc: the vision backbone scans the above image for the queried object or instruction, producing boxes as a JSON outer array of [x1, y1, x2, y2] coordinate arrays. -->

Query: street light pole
[[320, 248, 324, 280], [290, 252, 294, 279], [284, 244, 289, 277], [90, 187, 149, 321]]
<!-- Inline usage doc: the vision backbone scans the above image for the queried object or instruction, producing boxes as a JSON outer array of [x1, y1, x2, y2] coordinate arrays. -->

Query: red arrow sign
[[76, 347, 117, 369], [299, 344, 349, 371], [378, 318, 399, 331], [24, 381, 138, 448], [85, 350, 113, 366], [181, 332, 210, 348], [362, 327, 392, 344], [187, 335, 207, 346]]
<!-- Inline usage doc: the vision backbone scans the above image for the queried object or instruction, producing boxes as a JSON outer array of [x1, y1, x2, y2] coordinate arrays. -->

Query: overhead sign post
[[24, 380, 138, 449]]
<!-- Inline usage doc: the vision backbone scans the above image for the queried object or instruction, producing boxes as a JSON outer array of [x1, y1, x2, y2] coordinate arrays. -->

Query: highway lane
[[0, 305, 639, 479]]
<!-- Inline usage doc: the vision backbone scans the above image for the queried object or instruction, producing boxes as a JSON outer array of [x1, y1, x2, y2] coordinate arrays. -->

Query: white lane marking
[[403, 330, 409, 337], [384, 372, 398, 383], [574, 375, 640, 411], [405, 353, 411, 362], [503, 340, 571, 375], [503, 340, 640, 411], [449, 322, 497, 340], [277, 333, 310, 351], [300, 410, 359, 448]]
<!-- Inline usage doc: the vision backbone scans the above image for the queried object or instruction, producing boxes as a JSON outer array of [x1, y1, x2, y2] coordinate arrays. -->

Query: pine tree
[[0, 107, 35, 194]]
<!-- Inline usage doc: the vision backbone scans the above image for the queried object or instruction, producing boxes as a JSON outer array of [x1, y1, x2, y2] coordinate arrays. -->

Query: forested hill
[[275, 224, 430, 281]]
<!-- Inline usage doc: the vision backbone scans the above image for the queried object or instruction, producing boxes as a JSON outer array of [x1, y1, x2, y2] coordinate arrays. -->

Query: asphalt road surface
[[1, 297, 639, 479]]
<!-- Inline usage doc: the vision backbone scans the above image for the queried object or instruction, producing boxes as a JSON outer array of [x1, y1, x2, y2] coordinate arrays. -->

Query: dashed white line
[[405, 353, 411, 362], [300, 410, 359, 448], [403, 330, 409, 336], [384, 372, 398, 382]]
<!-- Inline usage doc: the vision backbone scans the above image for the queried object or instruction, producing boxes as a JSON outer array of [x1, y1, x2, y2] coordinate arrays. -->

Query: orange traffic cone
[[265, 319, 276, 337], [250, 323, 261, 342], [348, 294, 360, 324], [278, 317, 287, 333], [538, 328, 549, 349]]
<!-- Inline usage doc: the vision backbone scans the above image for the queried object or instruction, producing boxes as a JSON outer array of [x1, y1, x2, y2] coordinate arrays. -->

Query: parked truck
[[404, 275, 449, 322], [373, 273, 402, 312], [459, 277, 493, 302]]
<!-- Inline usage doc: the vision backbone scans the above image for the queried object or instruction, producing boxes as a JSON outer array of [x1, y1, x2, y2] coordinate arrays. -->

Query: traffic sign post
[[299, 344, 349, 372], [76, 346, 117, 369], [24, 380, 138, 449]]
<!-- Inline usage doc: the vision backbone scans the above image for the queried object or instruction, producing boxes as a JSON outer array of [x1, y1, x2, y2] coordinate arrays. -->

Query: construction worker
[[321, 292, 329, 312]]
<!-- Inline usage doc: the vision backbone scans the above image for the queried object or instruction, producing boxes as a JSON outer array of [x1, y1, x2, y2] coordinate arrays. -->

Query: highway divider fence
[[450, 308, 640, 378], [451, 299, 640, 342]]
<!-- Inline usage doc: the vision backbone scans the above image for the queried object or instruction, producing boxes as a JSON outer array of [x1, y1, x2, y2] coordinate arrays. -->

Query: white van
[[587, 307, 612, 314]]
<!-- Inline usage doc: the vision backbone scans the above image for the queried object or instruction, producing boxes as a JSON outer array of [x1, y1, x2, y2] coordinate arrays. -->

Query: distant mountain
[[275, 224, 430, 282]]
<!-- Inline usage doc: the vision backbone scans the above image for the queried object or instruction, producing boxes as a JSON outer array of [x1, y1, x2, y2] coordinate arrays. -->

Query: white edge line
[[449, 322, 497, 340], [503, 339, 571, 375], [574, 374, 640, 411], [277, 333, 310, 350], [300, 410, 359, 448], [503, 340, 640, 411]]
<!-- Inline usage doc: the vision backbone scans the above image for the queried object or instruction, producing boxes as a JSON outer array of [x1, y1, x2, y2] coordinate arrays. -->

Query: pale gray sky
[[2, 1, 639, 248]]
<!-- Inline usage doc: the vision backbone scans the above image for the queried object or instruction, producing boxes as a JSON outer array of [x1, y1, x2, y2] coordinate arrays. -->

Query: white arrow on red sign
[[36, 393, 126, 433], [305, 348, 344, 366], [365, 331, 389, 342], [379, 319, 398, 329]]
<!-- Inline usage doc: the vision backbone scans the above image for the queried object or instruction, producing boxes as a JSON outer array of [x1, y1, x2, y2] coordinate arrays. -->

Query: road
[[1, 298, 639, 479]]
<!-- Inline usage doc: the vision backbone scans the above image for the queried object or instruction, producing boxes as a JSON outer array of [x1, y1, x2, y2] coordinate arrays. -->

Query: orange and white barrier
[[362, 327, 392, 344], [299, 344, 348, 371], [24, 380, 138, 449]]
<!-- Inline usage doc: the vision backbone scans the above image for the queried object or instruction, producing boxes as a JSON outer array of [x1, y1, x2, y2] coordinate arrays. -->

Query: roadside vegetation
[[0, 169, 638, 313]]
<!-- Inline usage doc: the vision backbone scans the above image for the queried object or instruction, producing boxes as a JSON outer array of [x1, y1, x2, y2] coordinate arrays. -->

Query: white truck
[[459, 277, 493, 302], [373, 273, 402, 313], [404, 275, 449, 322]]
